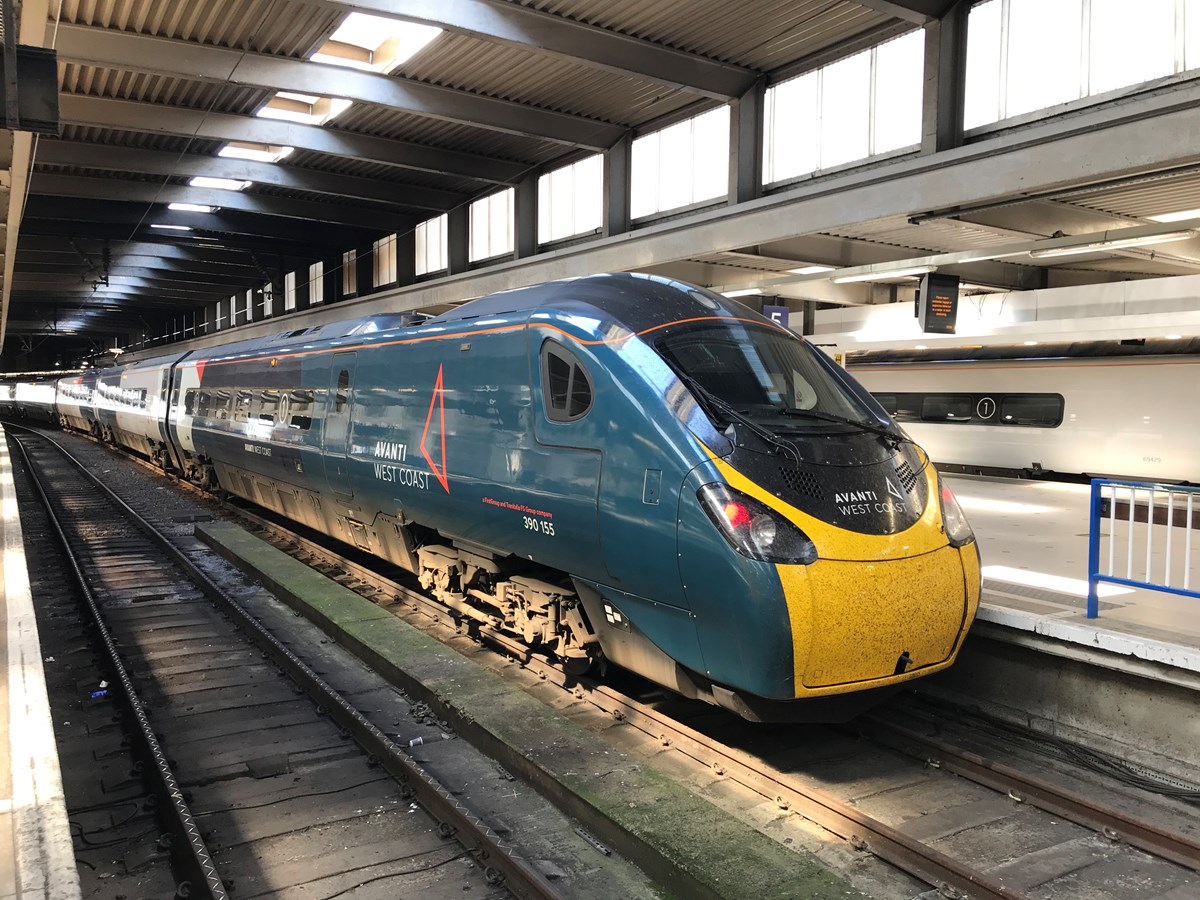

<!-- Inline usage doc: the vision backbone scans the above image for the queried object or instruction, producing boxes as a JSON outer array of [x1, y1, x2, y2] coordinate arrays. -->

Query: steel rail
[[19, 427, 564, 900], [857, 717, 1200, 872], [10, 429, 229, 900], [44, 427, 1200, 898], [228, 505, 1027, 900]]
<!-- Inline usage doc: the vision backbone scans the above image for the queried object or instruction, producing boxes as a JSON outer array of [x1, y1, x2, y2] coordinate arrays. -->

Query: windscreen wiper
[[777, 407, 904, 447], [676, 373, 800, 462]]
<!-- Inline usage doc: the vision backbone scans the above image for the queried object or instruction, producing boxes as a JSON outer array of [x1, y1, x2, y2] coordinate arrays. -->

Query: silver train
[[846, 340, 1200, 484]]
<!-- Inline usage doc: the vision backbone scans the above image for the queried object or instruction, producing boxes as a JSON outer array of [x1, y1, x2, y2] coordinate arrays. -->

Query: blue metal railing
[[1087, 478, 1200, 618]]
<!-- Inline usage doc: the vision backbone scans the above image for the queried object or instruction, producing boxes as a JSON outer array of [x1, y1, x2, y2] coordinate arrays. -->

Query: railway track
[[220, 485, 1200, 899], [6, 424, 566, 900], [21, 424, 1200, 900]]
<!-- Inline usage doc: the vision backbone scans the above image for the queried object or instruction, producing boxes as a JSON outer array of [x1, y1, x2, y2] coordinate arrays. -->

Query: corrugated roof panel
[[401, 31, 693, 125], [58, 0, 341, 57], [1066, 170, 1200, 219], [59, 63, 268, 114], [333, 105, 559, 167], [517, 0, 895, 70], [826, 216, 1024, 252], [56, 124, 224, 154], [285, 150, 488, 197]]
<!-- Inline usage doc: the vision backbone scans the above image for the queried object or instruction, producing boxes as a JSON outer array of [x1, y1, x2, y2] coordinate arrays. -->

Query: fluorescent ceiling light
[[788, 265, 835, 275], [1023, 340, 1039, 346], [1028, 230, 1195, 259], [1165, 334, 1183, 339], [218, 142, 294, 163], [1149, 208, 1200, 223], [168, 202, 214, 213], [831, 265, 936, 284], [722, 288, 762, 297], [189, 176, 251, 191], [150, 223, 192, 231], [311, 14, 442, 72]]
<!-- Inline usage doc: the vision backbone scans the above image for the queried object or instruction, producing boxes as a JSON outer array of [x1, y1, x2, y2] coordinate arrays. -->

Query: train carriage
[[40, 274, 981, 721]]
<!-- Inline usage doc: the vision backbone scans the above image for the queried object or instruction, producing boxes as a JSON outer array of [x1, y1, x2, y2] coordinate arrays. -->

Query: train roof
[[425, 272, 776, 336]]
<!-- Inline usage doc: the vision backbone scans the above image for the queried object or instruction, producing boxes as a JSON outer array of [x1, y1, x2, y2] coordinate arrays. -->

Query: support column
[[448, 205, 469, 275], [395, 229, 416, 286], [356, 246, 373, 296], [603, 133, 631, 237], [921, 3, 969, 155], [730, 76, 766, 205], [322, 256, 339, 305], [515, 173, 538, 259]]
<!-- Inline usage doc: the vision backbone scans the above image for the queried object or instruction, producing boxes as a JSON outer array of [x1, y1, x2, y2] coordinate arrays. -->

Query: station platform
[[0, 426, 80, 899], [934, 473, 1200, 779], [946, 473, 1200, 674]]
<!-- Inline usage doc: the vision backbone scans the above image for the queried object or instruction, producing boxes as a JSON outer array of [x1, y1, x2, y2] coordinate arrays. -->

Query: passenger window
[[922, 394, 972, 422], [1000, 394, 1063, 427], [184, 390, 196, 416], [541, 342, 593, 422], [335, 369, 350, 413]]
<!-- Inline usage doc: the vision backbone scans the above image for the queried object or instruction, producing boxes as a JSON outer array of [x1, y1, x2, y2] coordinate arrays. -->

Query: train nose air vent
[[895, 460, 919, 494], [779, 466, 824, 500]]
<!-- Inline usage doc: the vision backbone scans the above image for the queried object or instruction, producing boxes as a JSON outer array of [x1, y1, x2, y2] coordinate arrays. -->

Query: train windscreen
[[655, 323, 876, 430]]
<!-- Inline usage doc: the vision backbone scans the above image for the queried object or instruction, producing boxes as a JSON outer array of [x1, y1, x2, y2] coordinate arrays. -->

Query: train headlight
[[698, 484, 817, 565], [938, 478, 975, 547]]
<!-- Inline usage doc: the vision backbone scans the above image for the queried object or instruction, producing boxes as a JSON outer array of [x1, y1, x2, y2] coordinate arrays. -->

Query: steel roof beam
[[307, 0, 758, 101], [17, 235, 318, 270], [20, 253, 264, 279], [849, 1, 939, 24], [29, 173, 418, 232], [17, 220, 349, 261], [23, 197, 383, 246], [35, 139, 466, 212], [12, 277, 221, 300], [16, 264, 262, 291], [54, 23, 625, 150], [57, 94, 526, 185]]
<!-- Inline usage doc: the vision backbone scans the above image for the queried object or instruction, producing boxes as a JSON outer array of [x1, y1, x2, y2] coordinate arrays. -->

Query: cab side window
[[541, 342, 593, 422]]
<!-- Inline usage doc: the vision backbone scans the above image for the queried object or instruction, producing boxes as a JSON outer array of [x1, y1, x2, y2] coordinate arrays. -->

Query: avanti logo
[[420, 364, 450, 493]]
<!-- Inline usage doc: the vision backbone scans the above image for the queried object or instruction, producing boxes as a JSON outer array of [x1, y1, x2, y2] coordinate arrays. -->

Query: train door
[[322, 352, 358, 498]]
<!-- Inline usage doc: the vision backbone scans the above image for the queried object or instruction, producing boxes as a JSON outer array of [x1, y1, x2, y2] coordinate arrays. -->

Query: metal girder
[[54, 23, 625, 150], [153, 79, 1200, 345], [57, 94, 525, 184], [23, 196, 383, 246], [35, 139, 466, 212], [16, 265, 256, 292], [13, 278, 220, 301], [17, 219, 346, 262], [307, 0, 758, 101], [20, 253, 263, 280], [18, 236, 318, 271], [849, 0, 944, 24], [29, 173, 417, 232]]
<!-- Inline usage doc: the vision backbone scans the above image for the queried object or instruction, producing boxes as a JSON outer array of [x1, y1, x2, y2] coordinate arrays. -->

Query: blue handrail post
[[1086, 479, 1102, 619]]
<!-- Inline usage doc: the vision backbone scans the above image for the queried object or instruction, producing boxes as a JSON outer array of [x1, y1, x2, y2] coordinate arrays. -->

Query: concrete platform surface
[[0, 426, 80, 900], [947, 474, 1200, 674]]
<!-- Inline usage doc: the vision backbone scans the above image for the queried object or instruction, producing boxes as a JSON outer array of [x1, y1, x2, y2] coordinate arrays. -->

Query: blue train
[[33, 274, 980, 721]]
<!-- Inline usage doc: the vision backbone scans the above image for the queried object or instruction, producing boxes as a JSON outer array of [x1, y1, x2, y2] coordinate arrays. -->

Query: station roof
[[2, 0, 1198, 362]]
